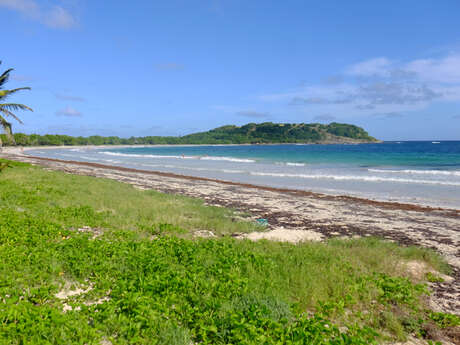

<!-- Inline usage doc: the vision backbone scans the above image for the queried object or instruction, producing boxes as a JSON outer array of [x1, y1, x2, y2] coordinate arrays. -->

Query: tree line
[[0, 122, 377, 147]]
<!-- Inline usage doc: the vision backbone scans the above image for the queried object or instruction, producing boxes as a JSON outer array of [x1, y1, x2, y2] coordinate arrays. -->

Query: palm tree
[[0, 61, 33, 147]]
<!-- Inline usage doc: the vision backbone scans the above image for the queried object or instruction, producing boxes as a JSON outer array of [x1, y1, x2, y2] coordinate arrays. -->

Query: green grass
[[0, 159, 457, 344], [0, 159, 259, 236]]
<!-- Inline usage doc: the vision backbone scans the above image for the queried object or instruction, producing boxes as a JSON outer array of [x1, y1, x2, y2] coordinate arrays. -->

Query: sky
[[1, 0, 460, 140]]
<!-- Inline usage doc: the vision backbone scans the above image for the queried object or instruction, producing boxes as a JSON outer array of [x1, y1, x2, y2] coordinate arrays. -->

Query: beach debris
[[256, 218, 269, 226], [194, 230, 216, 238], [70, 225, 103, 239]]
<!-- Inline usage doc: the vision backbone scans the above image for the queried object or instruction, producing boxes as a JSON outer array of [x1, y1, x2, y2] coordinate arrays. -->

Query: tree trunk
[[1, 119, 15, 146]]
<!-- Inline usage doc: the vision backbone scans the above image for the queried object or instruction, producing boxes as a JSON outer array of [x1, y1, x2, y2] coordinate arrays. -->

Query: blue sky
[[1, 0, 460, 140]]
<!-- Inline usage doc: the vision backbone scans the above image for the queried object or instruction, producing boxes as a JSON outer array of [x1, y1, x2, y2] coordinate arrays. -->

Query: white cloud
[[258, 53, 460, 118], [44, 5, 76, 29], [56, 106, 82, 117], [0, 0, 77, 29], [345, 57, 392, 77], [406, 55, 460, 84]]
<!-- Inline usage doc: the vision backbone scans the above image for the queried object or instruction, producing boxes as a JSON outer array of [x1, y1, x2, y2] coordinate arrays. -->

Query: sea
[[27, 141, 460, 209]]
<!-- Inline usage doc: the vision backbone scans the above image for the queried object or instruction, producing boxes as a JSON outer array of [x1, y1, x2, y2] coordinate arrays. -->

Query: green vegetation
[[0, 61, 33, 147], [0, 122, 378, 147], [0, 158, 257, 236], [0, 159, 456, 344], [178, 122, 378, 144]]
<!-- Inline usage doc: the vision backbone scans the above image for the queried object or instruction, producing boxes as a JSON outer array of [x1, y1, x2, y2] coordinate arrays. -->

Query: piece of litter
[[256, 218, 268, 226]]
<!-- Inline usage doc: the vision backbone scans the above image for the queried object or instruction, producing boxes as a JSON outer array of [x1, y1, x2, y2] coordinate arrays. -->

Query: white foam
[[250, 172, 460, 186], [102, 159, 122, 164], [368, 168, 460, 176], [199, 156, 255, 163], [221, 169, 246, 174], [99, 151, 255, 163], [100, 151, 183, 159], [136, 162, 246, 174], [286, 162, 306, 166]]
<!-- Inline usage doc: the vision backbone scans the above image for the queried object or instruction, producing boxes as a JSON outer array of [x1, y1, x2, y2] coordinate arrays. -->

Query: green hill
[[179, 122, 378, 144], [1, 122, 378, 146]]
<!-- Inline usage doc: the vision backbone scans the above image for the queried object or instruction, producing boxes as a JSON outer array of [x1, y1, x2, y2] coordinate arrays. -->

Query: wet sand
[[1, 148, 459, 315]]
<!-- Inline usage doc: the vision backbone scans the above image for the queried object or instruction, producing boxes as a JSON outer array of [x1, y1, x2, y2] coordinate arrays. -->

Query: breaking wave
[[100, 151, 255, 163], [368, 168, 460, 176], [249, 172, 460, 186]]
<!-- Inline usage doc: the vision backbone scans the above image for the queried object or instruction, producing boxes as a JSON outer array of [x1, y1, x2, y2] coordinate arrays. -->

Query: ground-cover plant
[[0, 159, 457, 344], [0, 161, 10, 173], [0, 158, 258, 236]]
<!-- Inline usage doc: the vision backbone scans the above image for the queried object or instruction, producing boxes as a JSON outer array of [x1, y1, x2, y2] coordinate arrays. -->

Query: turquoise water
[[28, 141, 460, 209], [111, 141, 460, 167]]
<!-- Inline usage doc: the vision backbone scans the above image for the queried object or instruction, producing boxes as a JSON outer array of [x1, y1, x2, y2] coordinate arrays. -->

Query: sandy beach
[[1, 147, 459, 316]]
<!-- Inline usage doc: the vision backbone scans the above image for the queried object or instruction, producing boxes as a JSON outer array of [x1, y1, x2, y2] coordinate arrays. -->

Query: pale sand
[[1, 147, 459, 316]]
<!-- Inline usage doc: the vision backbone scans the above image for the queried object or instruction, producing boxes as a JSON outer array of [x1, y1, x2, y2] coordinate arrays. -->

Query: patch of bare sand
[[55, 281, 93, 300], [242, 227, 323, 243], [404, 260, 453, 283], [55, 280, 110, 312]]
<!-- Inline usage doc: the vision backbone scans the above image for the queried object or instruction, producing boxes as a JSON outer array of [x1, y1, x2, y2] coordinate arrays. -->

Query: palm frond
[[0, 63, 31, 144], [0, 116, 13, 135], [0, 103, 33, 112], [0, 108, 24, 124], [0, 68, 13, 89], [0, 87, 31, 100]]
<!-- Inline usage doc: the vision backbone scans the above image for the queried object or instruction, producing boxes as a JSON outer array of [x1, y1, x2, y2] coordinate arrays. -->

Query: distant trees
[[0, 122, 377, 147], [0, 61, 33, 147], [326, 122, 375, 141]]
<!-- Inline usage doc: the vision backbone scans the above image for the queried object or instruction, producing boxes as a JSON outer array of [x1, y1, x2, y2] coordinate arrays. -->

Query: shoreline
[[2, 149, 459, 315], [19, 145, 460, 211], [17, 153, 460, 215], [2, 145, 460, 214]]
